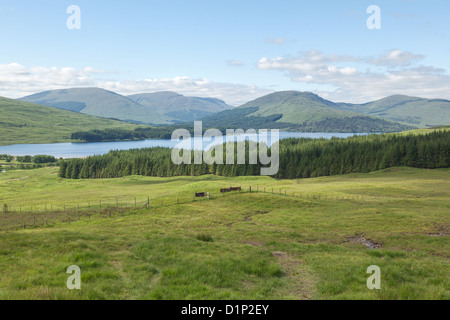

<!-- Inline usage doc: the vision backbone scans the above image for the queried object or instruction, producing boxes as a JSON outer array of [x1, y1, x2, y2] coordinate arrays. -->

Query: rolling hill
[[127, 91, 233, 122], [200, 91, 415, 133], [19, 88, 173, 125], [0, 96, 140, 146], [335, 95, 450, 128]]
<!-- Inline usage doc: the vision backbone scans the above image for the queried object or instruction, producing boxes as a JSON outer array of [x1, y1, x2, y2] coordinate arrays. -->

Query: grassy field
[[0, 167, 448, 299]]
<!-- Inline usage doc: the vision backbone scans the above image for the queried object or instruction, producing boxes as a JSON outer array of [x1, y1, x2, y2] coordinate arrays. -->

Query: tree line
[[59, 130, 449, 180], [1, 154, 57, 164], [16, 155, 57, 164], [71, 127, 177, 142], [0, 155, 14, 162]]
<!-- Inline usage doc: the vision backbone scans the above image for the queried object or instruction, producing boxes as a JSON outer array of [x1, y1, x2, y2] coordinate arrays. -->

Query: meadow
[[0, 166, 448, 299]]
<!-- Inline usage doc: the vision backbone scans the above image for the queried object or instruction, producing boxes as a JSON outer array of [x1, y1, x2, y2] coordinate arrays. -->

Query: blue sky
[[1, 0, 449, 105]]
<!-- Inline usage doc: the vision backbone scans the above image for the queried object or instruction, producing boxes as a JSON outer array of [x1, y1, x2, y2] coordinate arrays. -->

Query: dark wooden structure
[[220, 187, 242, 193], [195, 192, 210, 198]]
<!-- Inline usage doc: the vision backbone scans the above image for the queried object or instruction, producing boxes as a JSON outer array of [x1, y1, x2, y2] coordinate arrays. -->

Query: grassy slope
[[243, 91, 357, 124], [20, 88, 174, 125], [127, 92, 233, 122], [201, 91, 413, 132], [393, 126, 450, 136], [0, 97, 143, 146], [337, 95, 450, 127], [0, 167, 448, 299]]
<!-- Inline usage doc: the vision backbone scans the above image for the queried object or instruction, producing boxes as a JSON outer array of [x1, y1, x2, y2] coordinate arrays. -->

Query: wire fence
[[0, 186, 371, 231]]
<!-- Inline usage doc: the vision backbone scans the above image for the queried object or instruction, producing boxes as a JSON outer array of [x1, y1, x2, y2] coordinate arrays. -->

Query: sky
[[0, 0, 449, 105]]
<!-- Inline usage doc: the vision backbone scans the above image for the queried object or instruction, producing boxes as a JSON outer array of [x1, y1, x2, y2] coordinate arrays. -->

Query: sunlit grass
[[0, 167, 448, 299]]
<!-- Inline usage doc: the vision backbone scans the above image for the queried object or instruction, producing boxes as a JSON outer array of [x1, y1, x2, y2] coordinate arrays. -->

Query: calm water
[[0, 132, 366, 158]]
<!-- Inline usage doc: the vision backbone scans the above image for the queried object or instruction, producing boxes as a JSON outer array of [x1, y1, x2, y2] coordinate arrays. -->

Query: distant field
[[394, 126, 450, 136], [0, 97, 141, 146], [0, 167, 448, 299]]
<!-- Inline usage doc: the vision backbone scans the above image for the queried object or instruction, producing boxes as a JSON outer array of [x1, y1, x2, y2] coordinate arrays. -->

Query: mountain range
[[16, 88, 450, 132], [20, 88, 233, 125], [199, 91, 448, 132], [128, 91, 233, 122], [335, 95, 450, 128]]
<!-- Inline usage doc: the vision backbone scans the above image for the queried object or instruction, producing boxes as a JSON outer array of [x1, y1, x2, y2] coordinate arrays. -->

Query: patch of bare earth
[[271, 251, 316, 300], [347, 237, 382, 249], [242, 241, 316, 299], [428, 232, 448, 237], [428, 224, 449, 237]]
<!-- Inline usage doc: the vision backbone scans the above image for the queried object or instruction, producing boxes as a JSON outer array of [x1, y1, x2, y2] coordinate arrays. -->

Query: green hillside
[[20, 88, 174, 125], [242, 91, 350, 123], [0, 97, 141, 146], [201, 91, 414, 133], [128, 91, 233, 122], [336, 95, 450, 127]]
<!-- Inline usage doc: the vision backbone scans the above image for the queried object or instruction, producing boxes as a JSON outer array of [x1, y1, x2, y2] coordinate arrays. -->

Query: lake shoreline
[[0, 132, 369, 159]]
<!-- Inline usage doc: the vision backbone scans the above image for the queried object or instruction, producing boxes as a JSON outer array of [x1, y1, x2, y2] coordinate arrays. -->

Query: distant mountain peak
[[20, 87, 173, 125], [127, 91, 233, 122]]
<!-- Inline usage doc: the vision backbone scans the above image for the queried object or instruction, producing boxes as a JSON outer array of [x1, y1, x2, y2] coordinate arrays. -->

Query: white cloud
[[369, 49, 424, 67], [257, 49, 450, 103], [0, 63, 271, 106]]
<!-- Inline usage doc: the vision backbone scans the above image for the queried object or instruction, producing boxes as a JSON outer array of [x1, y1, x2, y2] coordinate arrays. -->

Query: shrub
[[196, 233, 213, 242]]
